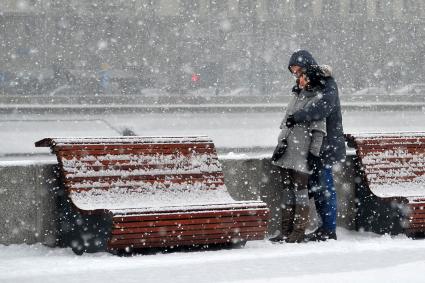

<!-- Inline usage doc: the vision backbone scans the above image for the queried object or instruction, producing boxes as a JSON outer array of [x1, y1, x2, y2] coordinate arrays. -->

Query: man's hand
[[285, 115, 296, 128], [307, 152, 322, 171]]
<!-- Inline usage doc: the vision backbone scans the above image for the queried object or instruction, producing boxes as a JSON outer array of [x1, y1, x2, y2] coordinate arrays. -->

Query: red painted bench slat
[[109, 234, 264, 249], [113, 215, 268, 228]]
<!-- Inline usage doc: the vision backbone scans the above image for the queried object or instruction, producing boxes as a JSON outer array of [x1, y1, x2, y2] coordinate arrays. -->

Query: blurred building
[[0, 0, 424, 93]]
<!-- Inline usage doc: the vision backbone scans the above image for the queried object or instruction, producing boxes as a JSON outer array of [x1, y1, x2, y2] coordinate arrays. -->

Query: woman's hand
[[285, 115, 296, 128]]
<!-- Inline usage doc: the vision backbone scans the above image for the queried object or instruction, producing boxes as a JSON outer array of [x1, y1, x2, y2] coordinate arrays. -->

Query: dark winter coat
[[288, 50, 346, 165]]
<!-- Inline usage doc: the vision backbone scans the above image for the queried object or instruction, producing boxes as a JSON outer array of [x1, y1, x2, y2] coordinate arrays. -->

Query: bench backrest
[[346, 133, 425, 199], [36, 136, 233, 210]]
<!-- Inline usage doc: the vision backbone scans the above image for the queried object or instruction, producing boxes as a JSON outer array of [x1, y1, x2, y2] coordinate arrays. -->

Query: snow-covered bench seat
[[35, 136, 269, 254], [346, 132, 425, 237]]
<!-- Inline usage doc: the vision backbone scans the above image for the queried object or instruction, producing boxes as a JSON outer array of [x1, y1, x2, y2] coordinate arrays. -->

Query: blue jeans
[[309, 163, 337, 232]]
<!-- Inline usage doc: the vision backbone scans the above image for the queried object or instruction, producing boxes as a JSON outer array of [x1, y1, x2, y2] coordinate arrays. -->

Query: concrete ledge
[[1, 104, 424, 115], [0, 157, 357, 246], [0, 161, 59, 246], [221, 157, 357, 235]]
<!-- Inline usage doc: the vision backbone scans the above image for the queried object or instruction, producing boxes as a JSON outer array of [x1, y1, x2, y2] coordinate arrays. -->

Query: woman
[[270, 65, 327, 243]]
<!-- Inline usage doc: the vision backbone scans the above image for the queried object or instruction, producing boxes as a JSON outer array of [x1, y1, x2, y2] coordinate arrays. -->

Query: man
[[286, 50, 346, 241]]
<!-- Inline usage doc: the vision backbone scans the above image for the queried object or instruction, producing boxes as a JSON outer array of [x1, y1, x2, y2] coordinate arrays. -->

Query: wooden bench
[[35, 136, 269, 254], [346, 132, 425, 237]]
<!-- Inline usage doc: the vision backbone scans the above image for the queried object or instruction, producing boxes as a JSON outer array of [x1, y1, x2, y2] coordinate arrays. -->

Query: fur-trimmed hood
[[317, 65, 332, 77], [304, 64, 333, 90]]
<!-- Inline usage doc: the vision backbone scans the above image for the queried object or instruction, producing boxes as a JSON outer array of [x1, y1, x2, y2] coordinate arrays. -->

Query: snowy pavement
[[1, 229, 425, 283]]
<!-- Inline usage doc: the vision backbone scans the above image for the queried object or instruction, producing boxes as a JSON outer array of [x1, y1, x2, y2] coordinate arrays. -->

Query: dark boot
[[281, 205, 294, 238], [305, 227, 337, 242], [285, 205, 309, 243], [269, 234, 285, 242], [269, 206, 294, 243]]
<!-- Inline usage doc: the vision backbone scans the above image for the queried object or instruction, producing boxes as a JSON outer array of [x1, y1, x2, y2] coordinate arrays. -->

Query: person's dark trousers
[[309, 162, 337, 233]]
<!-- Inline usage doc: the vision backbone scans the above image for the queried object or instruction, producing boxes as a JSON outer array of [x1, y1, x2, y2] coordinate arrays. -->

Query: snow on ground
[[0, 119, 118, 156], [113, 110, 425, 148], [1, 229, 425, 283], [1, 110, 424, 157]]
